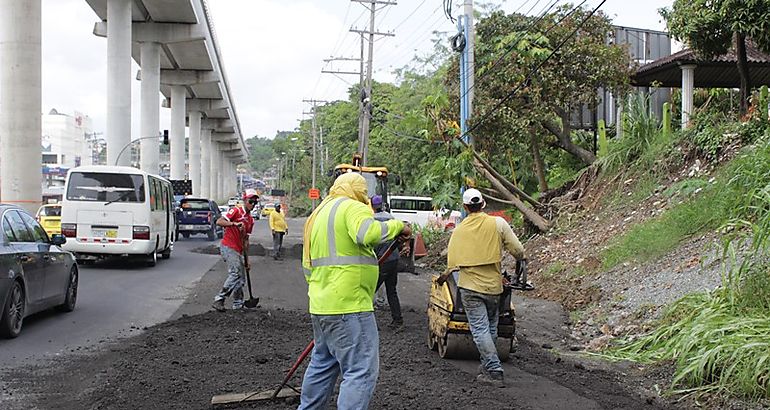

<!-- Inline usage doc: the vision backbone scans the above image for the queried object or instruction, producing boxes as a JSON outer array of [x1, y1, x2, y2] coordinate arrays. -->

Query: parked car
[[261, 203, 276, 217], [0, 205, 78, 338], [36, 204, 62, 236], [175, 197, 223, 241], [227, 197, 239, 207]]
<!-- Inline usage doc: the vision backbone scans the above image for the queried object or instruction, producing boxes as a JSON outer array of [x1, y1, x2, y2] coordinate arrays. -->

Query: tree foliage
[[661, 0, 770, 114]]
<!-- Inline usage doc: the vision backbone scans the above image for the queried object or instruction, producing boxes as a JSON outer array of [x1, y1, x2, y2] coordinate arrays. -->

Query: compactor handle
[[508, 259, 534, 291]]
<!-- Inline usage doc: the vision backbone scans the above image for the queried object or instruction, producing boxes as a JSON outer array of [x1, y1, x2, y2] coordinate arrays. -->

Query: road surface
[[0, 237, 220, 368]]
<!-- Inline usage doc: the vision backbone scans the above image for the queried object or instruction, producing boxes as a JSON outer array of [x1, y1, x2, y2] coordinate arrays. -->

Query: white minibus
[[388, 195, 461, 230], [60, 165, 175, 266]]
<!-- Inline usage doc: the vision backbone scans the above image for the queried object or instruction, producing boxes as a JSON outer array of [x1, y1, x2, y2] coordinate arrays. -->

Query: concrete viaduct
[[0, 0, 248, 213]]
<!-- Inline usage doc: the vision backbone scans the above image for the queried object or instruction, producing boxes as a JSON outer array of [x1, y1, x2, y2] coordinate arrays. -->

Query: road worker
[[269, 203, 288, 260], [298, 173, 411, 410], [371, 194, 403, 329], [438, 188, 526, 388], [211, 190, 258, 311]]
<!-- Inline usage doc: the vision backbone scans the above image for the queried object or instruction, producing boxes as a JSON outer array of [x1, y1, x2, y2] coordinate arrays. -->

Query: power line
[[460, 0, 609, 141], [457, 0, 565, 103]]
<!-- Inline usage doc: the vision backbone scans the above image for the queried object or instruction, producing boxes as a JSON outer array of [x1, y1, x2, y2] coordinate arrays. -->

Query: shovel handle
[[271, 340, 315, 399]]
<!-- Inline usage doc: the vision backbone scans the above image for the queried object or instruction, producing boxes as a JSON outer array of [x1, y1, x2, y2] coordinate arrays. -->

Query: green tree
[[245, 136, 276, 175], [661, 0, 770, 114]]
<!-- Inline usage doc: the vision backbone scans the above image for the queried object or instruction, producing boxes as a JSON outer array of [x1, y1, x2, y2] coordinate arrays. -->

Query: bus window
[[66, 172, 146, 203], [149, 178, 158, 210]]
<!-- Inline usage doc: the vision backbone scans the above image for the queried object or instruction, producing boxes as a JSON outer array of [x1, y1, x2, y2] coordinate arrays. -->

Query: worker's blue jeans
[[459, 288, 503, 373], [214, 245, 245, 308], [298, 312, 379, 410]]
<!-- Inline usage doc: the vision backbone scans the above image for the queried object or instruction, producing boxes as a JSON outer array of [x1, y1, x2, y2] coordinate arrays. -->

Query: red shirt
[[221, 206, 254, 253]]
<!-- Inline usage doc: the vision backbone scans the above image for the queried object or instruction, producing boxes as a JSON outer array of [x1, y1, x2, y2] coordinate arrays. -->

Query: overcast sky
[[40, 0, 674, 140]]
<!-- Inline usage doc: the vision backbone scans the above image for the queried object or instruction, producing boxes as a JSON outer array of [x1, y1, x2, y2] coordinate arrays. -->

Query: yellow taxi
[[261, 203, 276, 217], [36, 204, 62, 236]]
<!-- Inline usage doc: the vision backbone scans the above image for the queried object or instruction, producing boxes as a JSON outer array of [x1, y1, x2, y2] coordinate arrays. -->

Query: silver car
[[0, 205, 78, 338]]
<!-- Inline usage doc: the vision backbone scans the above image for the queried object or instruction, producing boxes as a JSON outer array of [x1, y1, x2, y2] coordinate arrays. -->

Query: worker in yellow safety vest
[[298, 172, 411, 410]]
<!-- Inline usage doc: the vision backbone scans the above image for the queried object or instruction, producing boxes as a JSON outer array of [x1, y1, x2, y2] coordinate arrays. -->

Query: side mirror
[[51, 234, 67, 246]]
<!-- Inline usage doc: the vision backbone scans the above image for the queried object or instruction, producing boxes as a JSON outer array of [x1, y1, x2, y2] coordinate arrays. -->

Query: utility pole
[[464, 0, 475, 118], [350, 0, 395, 165], [303, 99, 327, 209], [319, 126, 324, 181]]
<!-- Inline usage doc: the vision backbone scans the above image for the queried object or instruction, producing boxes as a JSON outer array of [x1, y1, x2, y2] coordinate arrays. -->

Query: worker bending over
[[270, 203, 288, 260], [212, 190, 258, 311], [440, 188, 525, 388], [299, 173, 411, 410]]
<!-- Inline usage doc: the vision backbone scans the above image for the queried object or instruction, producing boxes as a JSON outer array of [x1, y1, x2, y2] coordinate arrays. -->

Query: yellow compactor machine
[[427, 262, 533, 360]]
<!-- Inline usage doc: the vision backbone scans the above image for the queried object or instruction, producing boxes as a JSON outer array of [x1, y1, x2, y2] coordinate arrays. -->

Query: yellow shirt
[[456, 216, 525, 295], [269, 210, 288, 232]]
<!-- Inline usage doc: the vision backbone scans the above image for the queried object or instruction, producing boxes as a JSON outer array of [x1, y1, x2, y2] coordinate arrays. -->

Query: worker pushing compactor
[[298, 173, 412, 410], [437, 188, 526, 388]]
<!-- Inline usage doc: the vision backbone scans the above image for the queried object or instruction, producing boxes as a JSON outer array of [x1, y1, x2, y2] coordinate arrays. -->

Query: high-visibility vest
[[304, 196, 404, 315]]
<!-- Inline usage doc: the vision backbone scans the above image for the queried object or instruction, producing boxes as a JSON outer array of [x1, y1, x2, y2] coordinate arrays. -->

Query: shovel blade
[[244, 297, 260, 308]]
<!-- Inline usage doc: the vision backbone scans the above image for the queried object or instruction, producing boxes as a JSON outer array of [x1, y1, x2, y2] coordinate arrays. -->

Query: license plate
[[93, 229, 118, 238], [181, 225, 196, 230]]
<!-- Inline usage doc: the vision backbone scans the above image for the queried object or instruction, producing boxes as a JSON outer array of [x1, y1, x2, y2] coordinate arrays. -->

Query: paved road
[[0, 238, 220, 368]]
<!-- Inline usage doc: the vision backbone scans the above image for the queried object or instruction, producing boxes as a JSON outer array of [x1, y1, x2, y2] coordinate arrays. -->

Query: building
[[41, 109, 95, 197], [571, 26, 673, 131]]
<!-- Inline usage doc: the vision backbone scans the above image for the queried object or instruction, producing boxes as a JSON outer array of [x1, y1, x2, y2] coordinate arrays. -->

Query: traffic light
[[163, 130, 169, 145]]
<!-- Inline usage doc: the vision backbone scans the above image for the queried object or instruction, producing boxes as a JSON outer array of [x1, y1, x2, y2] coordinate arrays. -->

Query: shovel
[[241, 237, 260, 308], [213, 238, 405, 406]]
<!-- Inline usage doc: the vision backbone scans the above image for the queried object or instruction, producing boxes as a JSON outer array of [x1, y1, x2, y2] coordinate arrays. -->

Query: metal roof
[[632, 41, 770, 88], [84, 0, 247, 161]]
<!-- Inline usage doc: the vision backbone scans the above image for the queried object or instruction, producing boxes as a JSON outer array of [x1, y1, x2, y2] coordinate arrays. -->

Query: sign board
[[271, 189, 286, 197], [308, 188, 320, 200]]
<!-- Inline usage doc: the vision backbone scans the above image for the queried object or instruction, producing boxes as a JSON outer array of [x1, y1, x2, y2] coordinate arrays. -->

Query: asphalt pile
[[5, 307, 661, 410]]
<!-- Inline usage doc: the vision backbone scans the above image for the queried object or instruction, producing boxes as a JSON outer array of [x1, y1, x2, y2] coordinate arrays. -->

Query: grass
[[601, 135, 770, 270], [595, 136, 770, 400]]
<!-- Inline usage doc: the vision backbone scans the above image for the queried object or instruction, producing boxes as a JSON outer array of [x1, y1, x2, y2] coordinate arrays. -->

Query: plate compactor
[[427, 260, 532, 360]]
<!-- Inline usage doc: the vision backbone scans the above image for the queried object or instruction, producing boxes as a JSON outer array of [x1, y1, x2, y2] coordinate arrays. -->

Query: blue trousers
[[460, 287, 503, 373], [298, 312, 379, 410], [214, 244, 245, 308]]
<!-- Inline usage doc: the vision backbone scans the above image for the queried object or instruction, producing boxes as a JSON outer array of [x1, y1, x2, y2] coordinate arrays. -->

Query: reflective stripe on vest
[[309, 197, 379, 269]]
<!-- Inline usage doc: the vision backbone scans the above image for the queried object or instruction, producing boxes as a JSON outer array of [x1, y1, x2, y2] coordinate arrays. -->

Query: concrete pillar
[[0, 0, 42, 214], [107, 0, 132, 166], [210, 142, 219, 201], [170, 85, 186, 180], [681, 64, 696, 129], [188, 111, 201, 195], [200, 128, 211, 198], [140, 42, 160, 174], [217, 149, 224, 201]]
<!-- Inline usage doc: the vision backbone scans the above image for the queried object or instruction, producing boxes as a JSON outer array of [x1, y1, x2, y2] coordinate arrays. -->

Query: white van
[[60, 165, 175, 266], [388, 195, 461, 230]]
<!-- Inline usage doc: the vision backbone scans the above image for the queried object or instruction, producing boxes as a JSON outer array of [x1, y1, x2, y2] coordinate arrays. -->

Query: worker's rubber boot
[[211, 299, 225, 312]]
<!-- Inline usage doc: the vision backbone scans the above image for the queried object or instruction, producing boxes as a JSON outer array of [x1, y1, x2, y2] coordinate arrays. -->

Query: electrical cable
[[459, 0, 609, 141], [457, 0, 564, 102]]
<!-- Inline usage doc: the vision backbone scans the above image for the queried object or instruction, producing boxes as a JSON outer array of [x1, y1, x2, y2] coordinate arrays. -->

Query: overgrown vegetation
[[600, 97, 770, 269], [599, 135, 770, 400]]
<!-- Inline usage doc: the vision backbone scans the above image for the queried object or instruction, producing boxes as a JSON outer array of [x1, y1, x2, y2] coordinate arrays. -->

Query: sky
[[40, 0, 674, 140]]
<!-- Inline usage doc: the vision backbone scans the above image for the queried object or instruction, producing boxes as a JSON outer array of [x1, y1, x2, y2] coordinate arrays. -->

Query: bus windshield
[[66, 172, 146, 203]]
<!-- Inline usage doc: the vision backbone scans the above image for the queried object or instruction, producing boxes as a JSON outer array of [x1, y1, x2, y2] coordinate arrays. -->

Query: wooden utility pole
[[302, 99, 327, 209], [350, 0, 395, 165]]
